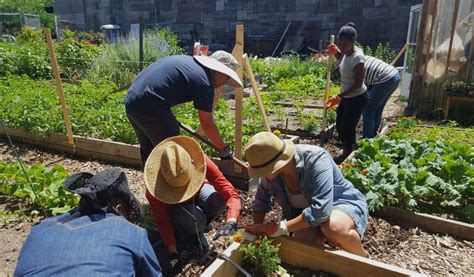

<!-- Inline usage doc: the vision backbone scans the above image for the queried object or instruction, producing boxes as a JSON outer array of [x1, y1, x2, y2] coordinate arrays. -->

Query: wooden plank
[[377, 206, 474, 241], [275, 237, 424, 277], [243, 53, 271, 132], [390, 43, 409, 66], [320, 35, 335, 133], [43, 28, 75, 145], [273, 101, 324, 109], [201, 242, 242, 277], [0, 127, 251, 188], [233, 24, 244, 173], [203, 237, 423, 277]]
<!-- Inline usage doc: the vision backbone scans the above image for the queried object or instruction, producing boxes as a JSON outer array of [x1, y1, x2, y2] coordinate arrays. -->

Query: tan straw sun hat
[[144, 136, 206, 204], [245, 132, 296, 178], [194, 50, 243, 88]]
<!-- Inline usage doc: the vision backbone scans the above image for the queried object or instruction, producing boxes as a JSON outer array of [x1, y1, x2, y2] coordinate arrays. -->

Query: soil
[[1, 92, 473, 277]]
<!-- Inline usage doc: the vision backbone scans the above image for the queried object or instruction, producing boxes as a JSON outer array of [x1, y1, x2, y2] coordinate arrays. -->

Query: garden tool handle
[[219, 254, 252, 277], [178, 123, 249, 170]]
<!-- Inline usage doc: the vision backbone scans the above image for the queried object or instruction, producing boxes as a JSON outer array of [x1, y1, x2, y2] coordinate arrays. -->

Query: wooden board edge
[[203, 237, 424, 277], [377, 206, 474, 241], [201, 242, 242, 276]]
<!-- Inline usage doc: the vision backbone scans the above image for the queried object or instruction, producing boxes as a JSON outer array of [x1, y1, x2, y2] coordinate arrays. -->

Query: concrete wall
[[55, 0, 423, 55]]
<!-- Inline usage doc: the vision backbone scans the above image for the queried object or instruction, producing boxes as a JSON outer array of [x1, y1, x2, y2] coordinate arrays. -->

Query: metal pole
[[272, 21, 292, 57]]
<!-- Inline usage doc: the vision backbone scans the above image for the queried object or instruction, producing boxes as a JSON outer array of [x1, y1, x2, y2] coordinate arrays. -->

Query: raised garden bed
[[202, 236, 423, 277], [0, 126, 299, 191], [341, 119, 474, 240]]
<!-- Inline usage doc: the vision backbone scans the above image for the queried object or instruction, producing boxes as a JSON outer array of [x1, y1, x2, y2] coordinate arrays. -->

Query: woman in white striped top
[[362, 56, 400, 138]]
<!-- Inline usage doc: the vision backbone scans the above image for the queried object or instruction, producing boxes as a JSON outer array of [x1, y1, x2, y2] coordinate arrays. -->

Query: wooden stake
[[285, 117, 289, 138], [320, 35, 335, 135], [242, 53, 271, 132], [139, 16, 144, 72], [390, 43, 409, 66], [43, 28, 75, 145], [445, 0, 461, 75], [232, 25, 244, 173]]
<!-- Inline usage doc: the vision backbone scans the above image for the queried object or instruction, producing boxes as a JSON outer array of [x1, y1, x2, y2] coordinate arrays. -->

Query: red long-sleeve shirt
[[146, 156, 241, 247]]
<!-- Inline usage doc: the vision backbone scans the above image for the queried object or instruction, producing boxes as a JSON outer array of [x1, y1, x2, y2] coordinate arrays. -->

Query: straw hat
[[194, 50, 243, 88], [245, 132, 296, 178], [144, 136, 206, 204]]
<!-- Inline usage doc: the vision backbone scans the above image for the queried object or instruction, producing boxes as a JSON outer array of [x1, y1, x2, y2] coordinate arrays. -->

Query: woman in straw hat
[[125, 51, 243, 166], [244, 132, 369, 257], [144, 136, 241, 273]]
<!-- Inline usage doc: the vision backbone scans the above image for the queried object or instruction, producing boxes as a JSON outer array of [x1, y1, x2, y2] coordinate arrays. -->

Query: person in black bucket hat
[[14, 168, 162, 277]]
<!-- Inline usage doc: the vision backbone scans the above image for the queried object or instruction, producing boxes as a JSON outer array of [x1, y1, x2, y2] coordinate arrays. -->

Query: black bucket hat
[[64, 167, 143, 222]]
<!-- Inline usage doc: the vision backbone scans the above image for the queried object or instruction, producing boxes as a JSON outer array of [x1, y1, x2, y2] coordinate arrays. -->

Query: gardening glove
[[213, 221, 238, 240], [245, 220, 289, 238], [326, 96, 341, 109], [326, 43, 339, 56], [165, 252, 181, 276], [219, 146, 233, 160]]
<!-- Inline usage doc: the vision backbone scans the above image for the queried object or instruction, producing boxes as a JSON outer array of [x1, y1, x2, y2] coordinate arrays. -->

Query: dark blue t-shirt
[[124, 55, 215, 115]]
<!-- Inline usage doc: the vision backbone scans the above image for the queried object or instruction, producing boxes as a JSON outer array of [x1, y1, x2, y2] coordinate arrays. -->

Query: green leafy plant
[[240, 237, 281, 277], [0, 162, 78, 215], [342, 136, 473, 223]]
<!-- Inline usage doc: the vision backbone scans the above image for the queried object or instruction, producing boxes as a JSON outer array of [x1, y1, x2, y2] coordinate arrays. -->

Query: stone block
[[374, 0, 400, 7], [362, 7, 389, 18], [295, 0, 318, 11], [237, 10, 247, 20], [337, 0, 353, 9], [318, 0, 338, 12], [286, 11, 311, 21]]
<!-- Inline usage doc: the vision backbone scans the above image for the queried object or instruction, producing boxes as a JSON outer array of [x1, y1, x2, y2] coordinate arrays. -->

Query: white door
[[401, 4, 423, 98]]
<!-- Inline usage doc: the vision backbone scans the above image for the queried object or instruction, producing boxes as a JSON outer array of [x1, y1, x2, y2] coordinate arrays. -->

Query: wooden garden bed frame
[[202, 236, 424, 277], [0, 126, 298, 191]]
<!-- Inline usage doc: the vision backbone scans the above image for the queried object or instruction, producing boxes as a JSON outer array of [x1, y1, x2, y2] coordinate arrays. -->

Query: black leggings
[[336, 93, 369, 147]]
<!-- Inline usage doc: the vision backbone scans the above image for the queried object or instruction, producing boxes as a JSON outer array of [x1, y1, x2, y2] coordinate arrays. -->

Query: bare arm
[[286, 214, 311, 233], [198, 109, 227, 151], [339, 63, 365, 98]]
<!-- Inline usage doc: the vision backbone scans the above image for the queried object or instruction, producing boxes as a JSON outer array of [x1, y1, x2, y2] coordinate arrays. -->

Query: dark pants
[[336, 93, 369, 148], [126, 108, 180, 166], [362, 74, 400, 138]]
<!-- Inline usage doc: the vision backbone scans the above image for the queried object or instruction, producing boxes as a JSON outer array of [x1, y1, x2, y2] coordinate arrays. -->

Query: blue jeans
[[126, 108, 180, 166], [15, 209, 161, 276], [170, 183, 225, 239], [362, 73, 400, 138]]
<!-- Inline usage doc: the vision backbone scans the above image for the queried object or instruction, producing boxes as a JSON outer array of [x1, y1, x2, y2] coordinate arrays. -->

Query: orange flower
[[255, 240, 261, 246], [233, 234, 244, 243], [361, 169, 368, 175], [327, 44, 338, 55], [354, 162, 360, 167]]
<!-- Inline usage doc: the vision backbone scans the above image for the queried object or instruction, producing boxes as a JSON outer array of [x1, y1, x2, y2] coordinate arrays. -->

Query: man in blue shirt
[[124, 51, 243, 166], [14, 168, 162, 276]]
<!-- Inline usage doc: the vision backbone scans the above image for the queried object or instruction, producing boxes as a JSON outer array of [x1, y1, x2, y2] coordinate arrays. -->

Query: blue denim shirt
[[15, 208, 162, 277], [253, 145, 368, 232]]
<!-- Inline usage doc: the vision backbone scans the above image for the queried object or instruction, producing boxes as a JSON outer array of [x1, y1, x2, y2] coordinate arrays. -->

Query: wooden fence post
[[320, 35, 335, 136], [232, 25, 244, 173]]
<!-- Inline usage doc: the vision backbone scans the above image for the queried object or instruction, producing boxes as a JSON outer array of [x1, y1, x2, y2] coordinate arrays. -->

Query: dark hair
[[338, 22, 357, 42]]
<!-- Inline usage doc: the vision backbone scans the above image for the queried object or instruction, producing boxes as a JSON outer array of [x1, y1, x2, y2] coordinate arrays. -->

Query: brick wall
[[55, 0, 423, 55]]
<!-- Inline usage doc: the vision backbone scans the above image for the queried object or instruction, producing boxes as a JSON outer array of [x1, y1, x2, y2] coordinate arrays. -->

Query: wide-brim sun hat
[[144, 136, 206, 204], [194, 50, 243, 88], [245, 132, 296, 178]]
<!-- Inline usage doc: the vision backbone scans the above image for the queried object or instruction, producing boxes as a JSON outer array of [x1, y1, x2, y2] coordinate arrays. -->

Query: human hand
[[213, 221, 238, 240], [326, 96, 341, 108], [219, 146, 233, 160], [245, 221, 288, 238]]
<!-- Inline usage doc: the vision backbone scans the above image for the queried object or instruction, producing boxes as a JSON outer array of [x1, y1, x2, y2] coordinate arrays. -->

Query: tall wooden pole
[[232, 25, 244, 173], [320, 35, 335, 134], [243, 53, 271, 132], [139, 16, 144, 72], [43, 28, 75, 145]]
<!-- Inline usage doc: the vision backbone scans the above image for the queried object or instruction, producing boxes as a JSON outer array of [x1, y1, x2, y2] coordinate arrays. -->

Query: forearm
[[202, 121, 226, 150], [253, 211, 266, 224], [286, 214, 311, 233]]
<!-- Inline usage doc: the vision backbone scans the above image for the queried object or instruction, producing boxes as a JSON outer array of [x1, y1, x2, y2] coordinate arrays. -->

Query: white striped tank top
[[364, 56, 398, 86]]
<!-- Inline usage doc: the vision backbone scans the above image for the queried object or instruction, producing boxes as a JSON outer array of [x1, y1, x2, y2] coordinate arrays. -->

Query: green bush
[[240, 237, 281, 277]]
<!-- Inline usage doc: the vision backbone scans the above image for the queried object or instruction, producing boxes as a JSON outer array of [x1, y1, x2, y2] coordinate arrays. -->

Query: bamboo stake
[[43, 28, 75, 145], [320, 35, 335, 135], [232, 25, 244, 173], [242, 53, 271, 132], [445, 0, 461, 75]]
